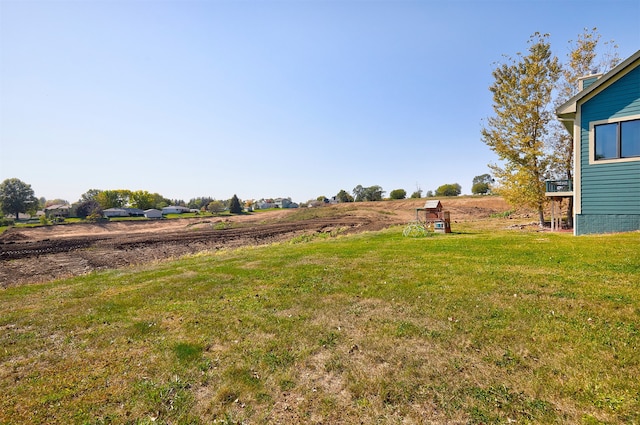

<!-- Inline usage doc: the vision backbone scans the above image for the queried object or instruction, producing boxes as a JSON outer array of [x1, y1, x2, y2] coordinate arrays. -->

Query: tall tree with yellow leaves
[[482, 33, 561, 227]]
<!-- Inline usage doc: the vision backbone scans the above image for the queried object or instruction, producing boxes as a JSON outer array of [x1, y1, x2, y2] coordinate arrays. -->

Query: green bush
[[435, 183, 461, 197], [0, 217, 14, 227], [86, 213, 104, 222], [389, 189, 407, 200]]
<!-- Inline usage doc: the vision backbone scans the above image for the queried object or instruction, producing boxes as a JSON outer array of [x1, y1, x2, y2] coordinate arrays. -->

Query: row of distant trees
[[320, 175, 494, 203]]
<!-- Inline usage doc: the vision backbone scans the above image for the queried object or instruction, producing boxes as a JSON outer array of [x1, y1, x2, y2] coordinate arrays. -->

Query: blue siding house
[[554, 50, 640, 235]]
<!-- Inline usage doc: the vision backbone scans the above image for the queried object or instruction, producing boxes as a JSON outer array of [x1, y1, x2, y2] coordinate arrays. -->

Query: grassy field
[[1, 222, 638, 424]]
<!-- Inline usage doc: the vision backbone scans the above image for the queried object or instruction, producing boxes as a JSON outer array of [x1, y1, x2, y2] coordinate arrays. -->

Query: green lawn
[[1, 223, 638, 424]]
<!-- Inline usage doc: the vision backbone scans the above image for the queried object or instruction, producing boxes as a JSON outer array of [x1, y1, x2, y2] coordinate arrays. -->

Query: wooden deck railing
[[545, 179, 573, 193]]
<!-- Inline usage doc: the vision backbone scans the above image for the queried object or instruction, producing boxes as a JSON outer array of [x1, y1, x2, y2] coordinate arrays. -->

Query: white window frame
[[589, 114, 640, 164]]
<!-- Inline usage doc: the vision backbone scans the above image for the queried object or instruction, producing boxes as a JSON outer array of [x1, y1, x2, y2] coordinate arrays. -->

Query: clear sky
[[1, 0, 639, 204]]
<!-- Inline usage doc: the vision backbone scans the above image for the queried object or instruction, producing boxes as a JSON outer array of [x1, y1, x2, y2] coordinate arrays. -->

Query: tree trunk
[[567, 196, 574, 228], [538, 207, 545, 229]]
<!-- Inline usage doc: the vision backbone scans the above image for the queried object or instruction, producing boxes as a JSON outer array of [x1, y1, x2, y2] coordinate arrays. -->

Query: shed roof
[[423, 200, 442, 209], [44, 204, 71, 210]]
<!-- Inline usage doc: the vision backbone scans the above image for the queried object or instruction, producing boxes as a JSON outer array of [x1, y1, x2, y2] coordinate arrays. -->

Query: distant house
[[256, 198, 298, 209], [44, 204, 71, 218], [144, 209, 163, 219], [124, 208, 145, 217], [275, 198, 299, 209], [552, 49, 640, 235], [255, 200, 276, 210], [103, 208, 129, 218], [162, 205, 190, 215]]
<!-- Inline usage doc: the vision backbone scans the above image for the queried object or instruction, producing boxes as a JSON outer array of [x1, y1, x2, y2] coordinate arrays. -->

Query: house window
[[594, 118, 640, 160], [621, 119, 640, 157]]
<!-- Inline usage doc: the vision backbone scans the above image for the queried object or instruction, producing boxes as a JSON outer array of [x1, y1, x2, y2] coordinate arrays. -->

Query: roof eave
[[556, 49, 640, 118]]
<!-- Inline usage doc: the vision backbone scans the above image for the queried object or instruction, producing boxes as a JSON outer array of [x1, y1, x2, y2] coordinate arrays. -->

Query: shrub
[[86, 213, 104, 222], [389, 189, 407, 200], [435, 183, 461, 197], [0, 217, 14, 227]]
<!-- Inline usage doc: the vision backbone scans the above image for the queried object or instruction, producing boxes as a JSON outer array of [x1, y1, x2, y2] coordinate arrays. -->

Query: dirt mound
[[0, 230, 29, 242]]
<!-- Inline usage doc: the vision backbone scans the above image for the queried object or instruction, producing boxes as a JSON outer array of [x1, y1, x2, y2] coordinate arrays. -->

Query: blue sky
[[1, 0, 639, 204]]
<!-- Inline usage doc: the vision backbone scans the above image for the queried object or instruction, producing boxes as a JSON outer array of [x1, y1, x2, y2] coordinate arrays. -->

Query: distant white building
[[275, 197, 299, 208], [255, 201, 276, 210], [144, 209, 163, 219], [162, 205, 190, 214], [256, 197, 299, 209], [103, 208, 129, 218], [124, 208, 145, 217]]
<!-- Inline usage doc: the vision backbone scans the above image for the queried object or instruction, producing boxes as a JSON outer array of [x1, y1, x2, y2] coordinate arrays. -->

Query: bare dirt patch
[[1, 197, 516, 287]]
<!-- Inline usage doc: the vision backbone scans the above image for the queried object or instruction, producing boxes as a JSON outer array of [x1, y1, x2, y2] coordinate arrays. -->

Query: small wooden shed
[[416, 200, 451, 233]]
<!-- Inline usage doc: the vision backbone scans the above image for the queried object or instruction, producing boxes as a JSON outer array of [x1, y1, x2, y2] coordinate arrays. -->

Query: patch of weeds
[[394, 321, 423, 338], [96, 300, 129, 319], [319, 331, 339, 348], [589, 384, 626, 412], [129, 320, 159, 339], [468, 385, 555, 423], [256, 392, 272, 403], [136, 376, 194, 421], [212, 412, 245, 425], [378, 380, 414, 406], [289, 233, 319, 244], [356, 397, 370, 409], [581, 414, 608, 424], [469, 406, 500, 424], [290, 227, 346, 244], [599, 293, 632, 305], [213, 222, 233, 230], [483, 308, 510, 330], [279, 379, 295, 391], [490, 209, 515, 218], [347, 304, 364, 317], [289, 232, 332, 244], [493, 350, 522, 369], [198, 358, 213, 373], [263, 350, 295, 370], [320, 395, 337, 411], [174, 342, 203, 363], [225, 367, 261, 389], [449, 357, 468, 373], [215, 385, 240, 405], [324, 353, 345, 373], [39, 386, 74, 405], [82, 414, 120, 424], [551, 290, 576, 299]]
